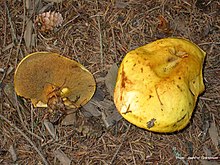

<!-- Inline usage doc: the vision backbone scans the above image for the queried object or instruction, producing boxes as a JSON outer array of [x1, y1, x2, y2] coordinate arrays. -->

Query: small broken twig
[[0, 114, 49, 165], [110, 123, 131, 164]]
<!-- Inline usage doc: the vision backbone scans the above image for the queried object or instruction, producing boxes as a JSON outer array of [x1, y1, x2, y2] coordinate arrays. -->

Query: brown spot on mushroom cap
[[14, 52, 96, 107], [120, 64, 133, 90], [121, 65, 126, 88]]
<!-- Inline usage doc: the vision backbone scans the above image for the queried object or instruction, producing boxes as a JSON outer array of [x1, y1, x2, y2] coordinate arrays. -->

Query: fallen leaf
[[82, 100, 101, 117], [43, 120, 57, 139], [54, 149, 71, 165], [93, 88, 105, 101], [208, 122, 219, 150], [24, 20, 33, 50], [100, 99, 122, 128], [105, 63, 118, 97], [83, 97, 122, 128], [8, 145, 17, 162], [82, 88, 104, 117]]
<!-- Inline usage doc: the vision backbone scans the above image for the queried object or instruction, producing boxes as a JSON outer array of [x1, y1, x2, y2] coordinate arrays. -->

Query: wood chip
[[208, 122, 219, 150], [54, 149, 71, 165], [61, 112, 76, 126]]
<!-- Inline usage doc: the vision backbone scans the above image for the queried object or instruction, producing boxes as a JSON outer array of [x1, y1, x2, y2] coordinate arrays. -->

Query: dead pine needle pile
[[0, 0, 219, 164]]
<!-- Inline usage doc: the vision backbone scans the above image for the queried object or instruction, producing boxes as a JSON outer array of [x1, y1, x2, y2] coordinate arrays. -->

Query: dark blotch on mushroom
[[167, 57, 176, 62], [147, 118, 156, 128]]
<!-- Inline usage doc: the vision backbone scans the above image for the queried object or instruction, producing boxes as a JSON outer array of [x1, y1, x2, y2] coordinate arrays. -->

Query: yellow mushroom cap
[[14, 52, 96, 108], [114, 38, 206, 133]]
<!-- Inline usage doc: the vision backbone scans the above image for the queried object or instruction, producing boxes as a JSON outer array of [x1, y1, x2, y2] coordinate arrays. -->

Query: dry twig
[[4, 1, 24, 59], [0, 114, 49, 165], [110, 123, 131, 165]]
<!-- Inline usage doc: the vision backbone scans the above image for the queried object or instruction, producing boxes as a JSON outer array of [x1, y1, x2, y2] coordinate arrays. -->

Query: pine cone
[[35, 11, 63, 32]]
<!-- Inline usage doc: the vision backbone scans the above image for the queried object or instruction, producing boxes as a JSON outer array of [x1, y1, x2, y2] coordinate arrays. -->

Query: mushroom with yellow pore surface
[[14, 52, 96, 108], [114, 38, 206, 133]]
